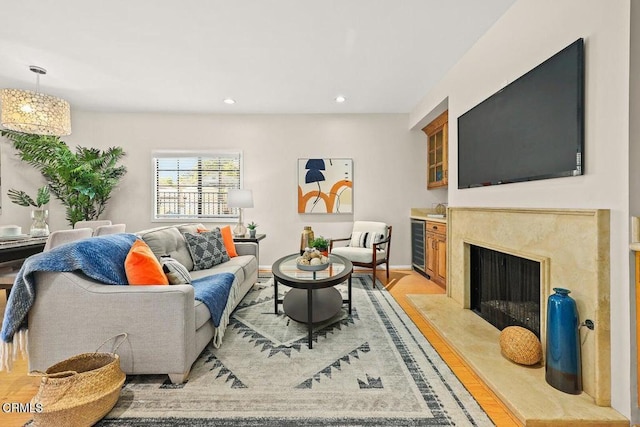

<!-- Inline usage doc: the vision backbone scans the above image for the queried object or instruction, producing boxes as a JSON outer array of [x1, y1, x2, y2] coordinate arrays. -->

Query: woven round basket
[[499, 326, 542, 366], [30, 346, 126, 426]]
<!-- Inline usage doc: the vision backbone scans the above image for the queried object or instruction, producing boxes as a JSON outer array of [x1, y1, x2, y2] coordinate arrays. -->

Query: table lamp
[[228, 189, 253, 237]]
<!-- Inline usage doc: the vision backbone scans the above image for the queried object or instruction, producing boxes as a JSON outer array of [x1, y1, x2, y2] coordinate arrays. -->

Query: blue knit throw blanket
[[192, 272, 235, 327], [0, 233, 137, 371]]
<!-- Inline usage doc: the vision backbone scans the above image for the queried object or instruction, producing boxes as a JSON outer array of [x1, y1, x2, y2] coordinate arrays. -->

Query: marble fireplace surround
[[447, 207, 611, 405]]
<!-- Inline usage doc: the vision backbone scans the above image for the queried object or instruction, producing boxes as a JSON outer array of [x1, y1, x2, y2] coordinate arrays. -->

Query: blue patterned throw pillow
[[183, 229, 230, 270]]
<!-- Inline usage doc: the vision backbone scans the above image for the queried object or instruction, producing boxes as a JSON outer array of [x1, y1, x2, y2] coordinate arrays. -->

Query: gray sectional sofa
[[27, 223, 258, 383]]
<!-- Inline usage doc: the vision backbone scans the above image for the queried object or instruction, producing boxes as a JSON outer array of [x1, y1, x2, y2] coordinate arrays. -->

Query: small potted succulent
[[247, 221, 258, 238], [310, 236, 330, 256]]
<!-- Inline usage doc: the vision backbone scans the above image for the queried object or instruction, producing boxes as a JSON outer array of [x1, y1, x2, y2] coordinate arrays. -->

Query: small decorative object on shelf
[[247, 221, 258, 238], [8, 186, 50, 236], [545, 287, 582, 394], [296, 247, 329, 270], [300, 226, 314, 255]]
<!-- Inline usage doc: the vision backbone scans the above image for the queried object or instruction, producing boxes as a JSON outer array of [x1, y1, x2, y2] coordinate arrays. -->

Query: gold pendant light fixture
[[0, 65, 71, 136]]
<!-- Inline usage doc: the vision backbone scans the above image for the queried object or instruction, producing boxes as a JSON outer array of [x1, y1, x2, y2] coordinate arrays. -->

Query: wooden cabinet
[[422, 111, 448, 189], [425, 221, 446, 287]]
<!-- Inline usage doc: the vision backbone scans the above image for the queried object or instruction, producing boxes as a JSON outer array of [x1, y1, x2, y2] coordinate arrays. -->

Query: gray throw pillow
[[183, 229, 230, 270], [161, 256, 192, 285]]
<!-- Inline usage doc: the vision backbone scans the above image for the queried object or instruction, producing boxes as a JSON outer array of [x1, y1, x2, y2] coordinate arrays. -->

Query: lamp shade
[[0, 88, 71, 136], [227, 189, 253, 208]]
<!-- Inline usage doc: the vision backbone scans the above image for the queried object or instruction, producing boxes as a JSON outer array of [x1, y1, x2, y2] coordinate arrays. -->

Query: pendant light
[[0, 65, 71, 136]]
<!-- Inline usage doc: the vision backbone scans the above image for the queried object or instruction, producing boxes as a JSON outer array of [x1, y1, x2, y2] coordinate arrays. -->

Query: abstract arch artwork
[[297, 158, 353, 214]]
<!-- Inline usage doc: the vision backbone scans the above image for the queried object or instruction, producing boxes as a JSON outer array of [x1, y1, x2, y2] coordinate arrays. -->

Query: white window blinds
[[153, 151, 242, 220]]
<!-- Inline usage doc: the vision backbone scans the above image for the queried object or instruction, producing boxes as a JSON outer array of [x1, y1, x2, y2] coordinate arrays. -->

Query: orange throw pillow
[[125, 240, 169, 285], [220, 225, 238, 258]]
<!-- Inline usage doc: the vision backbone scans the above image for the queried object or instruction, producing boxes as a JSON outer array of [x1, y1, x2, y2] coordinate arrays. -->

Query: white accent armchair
[[330, 221, 392, 287]]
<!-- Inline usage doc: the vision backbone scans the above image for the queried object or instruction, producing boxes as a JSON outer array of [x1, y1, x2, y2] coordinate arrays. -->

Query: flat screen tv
[[457, 38, 584, 189]]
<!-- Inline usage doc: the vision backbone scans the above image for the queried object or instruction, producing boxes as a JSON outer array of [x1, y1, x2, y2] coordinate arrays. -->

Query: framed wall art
[[297, 158, 353, 214]]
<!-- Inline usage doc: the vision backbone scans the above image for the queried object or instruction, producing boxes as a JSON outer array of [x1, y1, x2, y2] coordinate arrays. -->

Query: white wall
[[410, 0, 633, 419], [1, 113, 443, 268]]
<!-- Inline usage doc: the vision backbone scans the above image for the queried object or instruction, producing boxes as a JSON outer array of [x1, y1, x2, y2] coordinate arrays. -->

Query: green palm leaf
[[7, 189, 36, 207]]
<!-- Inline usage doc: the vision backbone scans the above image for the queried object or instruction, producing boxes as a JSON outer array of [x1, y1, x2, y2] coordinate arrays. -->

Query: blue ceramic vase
[[545, 287, 582, 394]]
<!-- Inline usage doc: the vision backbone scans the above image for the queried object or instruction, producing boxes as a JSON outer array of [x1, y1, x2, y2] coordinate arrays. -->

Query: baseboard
[[389, 265, 412, 270]]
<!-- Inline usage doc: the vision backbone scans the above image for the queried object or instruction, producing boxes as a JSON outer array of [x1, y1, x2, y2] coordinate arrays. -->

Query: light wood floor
[[383, 270, 521, 427], [0, 270, 520, 427]]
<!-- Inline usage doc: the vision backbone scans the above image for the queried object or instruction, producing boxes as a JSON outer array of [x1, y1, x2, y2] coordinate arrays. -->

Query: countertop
[[411, 215, 446, 224], [410, 208, 447, 223]]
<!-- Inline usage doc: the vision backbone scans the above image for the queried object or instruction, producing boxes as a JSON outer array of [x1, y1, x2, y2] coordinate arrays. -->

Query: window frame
[[151, 150, 244, 223]]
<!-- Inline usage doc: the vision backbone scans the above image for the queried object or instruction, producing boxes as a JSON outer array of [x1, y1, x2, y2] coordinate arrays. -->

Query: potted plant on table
[[7, 186, 51, 236], [247, 221, 258, 238], [310, 236, 330, 256]]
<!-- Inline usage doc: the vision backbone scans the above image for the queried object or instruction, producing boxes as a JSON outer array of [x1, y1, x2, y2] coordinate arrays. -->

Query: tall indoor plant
[[0, 130, 127, 227]]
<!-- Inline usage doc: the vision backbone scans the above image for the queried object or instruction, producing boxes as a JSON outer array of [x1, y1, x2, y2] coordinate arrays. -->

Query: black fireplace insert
[[470, 245, 540, 337]]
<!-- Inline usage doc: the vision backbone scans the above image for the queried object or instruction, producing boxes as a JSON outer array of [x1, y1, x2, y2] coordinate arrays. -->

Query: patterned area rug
[[97, 275, 493, 426]]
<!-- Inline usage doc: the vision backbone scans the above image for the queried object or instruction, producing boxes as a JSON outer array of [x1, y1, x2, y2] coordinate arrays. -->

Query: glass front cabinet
[[422, 110, 448, 189]]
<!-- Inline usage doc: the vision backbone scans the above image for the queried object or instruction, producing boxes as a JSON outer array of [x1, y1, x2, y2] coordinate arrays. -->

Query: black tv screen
[[457, 38, 584, 189]]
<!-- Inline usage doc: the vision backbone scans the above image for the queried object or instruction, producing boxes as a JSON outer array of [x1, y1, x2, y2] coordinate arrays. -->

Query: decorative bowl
[[297, 262, 330, 271], [0, 225, 22, 237]]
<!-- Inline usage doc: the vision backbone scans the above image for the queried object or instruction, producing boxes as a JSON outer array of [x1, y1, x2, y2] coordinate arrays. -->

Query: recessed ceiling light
[[223, 98, 236, 105], [335, 95, 346, 103]]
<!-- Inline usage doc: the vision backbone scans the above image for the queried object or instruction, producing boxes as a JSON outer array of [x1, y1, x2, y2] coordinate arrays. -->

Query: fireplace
[[444, 207, 611, 406], [470, 245, 541, 337]]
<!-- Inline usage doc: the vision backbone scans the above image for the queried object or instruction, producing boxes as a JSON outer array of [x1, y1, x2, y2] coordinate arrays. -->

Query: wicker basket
[[499, 326, 542, 366], [30, 335, 127, 427]]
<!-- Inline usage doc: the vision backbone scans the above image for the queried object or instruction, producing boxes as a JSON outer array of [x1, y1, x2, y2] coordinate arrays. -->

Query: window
[[153, 151, 242, 221]]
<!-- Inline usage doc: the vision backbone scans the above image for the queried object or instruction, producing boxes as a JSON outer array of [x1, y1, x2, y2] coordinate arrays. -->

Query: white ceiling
[[0, 0, 516, 114]]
